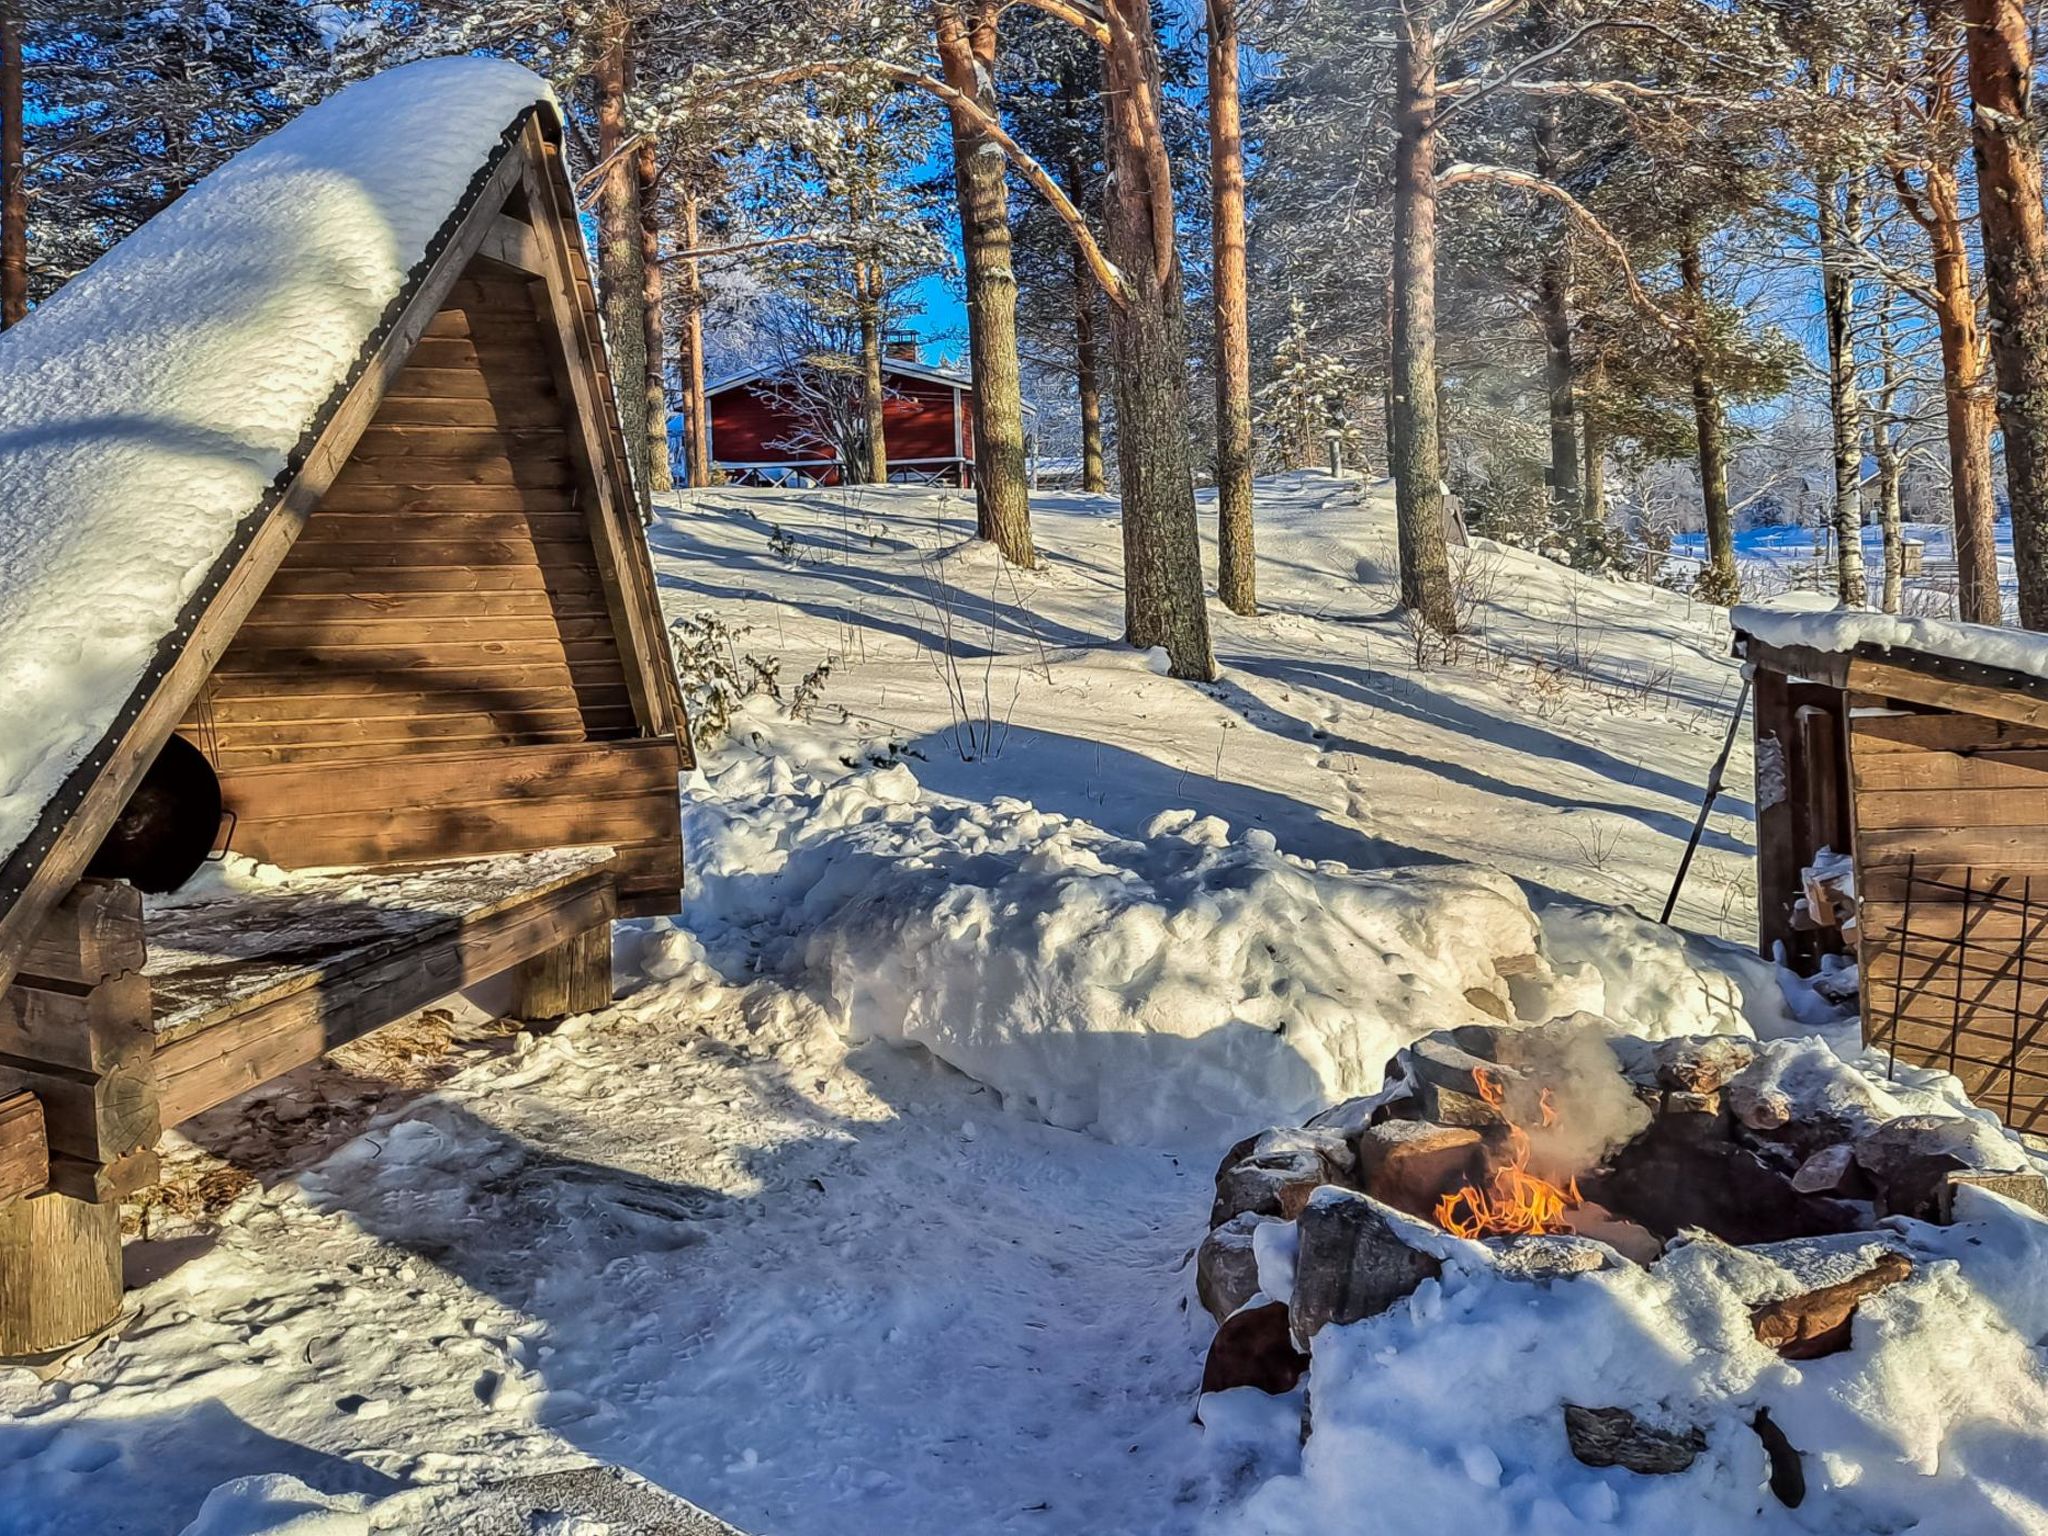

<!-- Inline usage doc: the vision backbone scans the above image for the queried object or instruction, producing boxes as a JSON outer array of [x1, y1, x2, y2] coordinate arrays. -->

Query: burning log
[[1749, 1250, 1912, 1359], [1431, 1070, 1583, 1240]]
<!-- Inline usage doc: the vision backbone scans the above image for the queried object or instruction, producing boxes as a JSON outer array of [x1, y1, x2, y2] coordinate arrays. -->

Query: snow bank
[[1218, 1193, 2048, 1534], [0, 57, 550, 879], [677, 715, 1554, 1151], [1535, 903, 1806, 1040], [1734, 592, 2048, 680]]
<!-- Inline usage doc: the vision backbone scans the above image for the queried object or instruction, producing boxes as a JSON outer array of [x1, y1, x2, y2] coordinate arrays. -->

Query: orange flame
[[1433, 1069, 1583, 1240]]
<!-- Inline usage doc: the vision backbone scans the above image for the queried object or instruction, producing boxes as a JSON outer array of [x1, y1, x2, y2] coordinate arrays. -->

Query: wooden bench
[[0, 848, 622, 1361]]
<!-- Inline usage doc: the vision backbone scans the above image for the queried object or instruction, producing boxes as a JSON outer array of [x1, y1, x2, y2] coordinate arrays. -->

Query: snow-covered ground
[[5, 475, 2044, 1534]]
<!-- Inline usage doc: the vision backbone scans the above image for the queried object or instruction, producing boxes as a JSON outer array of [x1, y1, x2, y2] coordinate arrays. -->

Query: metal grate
[[1870, 854, 2048, 1132]]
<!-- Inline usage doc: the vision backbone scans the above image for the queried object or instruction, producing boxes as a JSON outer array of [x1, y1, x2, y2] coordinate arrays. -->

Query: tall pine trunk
[[1102, 0, 1216, 679], [1817, 175, 1867, 607], [936, 1, 1033, 563], [0, 1, 22, 329], [1923, 162, 2000, 621], [1532, 105, 1578, 539], [1963, 0, 2048, 627], [858, 274, 888, 483], [1873, 287, 1907, 613], [678, 189, 712, 487], [1389, 0, 1456, 632], [1582, 408, 1606, 529], [1680, 240, 1737, 602], [1208, 0, 1256, 614], [635, 135, 673, 495], [1071, 224, 1107, 493], [595, 24, 650, 508]]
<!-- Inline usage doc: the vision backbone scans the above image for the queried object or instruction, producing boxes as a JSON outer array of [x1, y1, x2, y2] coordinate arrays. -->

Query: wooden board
[[210, 739, 682, 912], [149, 848, 619, 1122]]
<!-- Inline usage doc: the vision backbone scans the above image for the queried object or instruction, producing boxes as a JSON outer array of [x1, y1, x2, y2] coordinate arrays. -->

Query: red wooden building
[[699, 353, 1032, 488]]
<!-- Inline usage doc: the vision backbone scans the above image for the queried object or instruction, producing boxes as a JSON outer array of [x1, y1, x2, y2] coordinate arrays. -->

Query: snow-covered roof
[[707, 357, 1039, 412], [1733, 593, 2048, 684], [0, 57, 554, 897]]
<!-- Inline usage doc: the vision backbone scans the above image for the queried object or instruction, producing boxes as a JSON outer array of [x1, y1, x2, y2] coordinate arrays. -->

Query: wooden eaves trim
[[0, 111, 546, 1001], [514, 119, 683, 743], [1739, 630, 2048, 732]]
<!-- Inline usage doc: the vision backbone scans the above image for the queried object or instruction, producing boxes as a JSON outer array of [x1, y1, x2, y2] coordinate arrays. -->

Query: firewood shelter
[[1735, 598, 2048, 1138], [0, 61, 689, 1361]]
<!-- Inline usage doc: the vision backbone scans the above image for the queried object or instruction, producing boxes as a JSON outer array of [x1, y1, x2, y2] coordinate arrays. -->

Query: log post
[[509, 924, 613, 1022], [0, 1192, 120, 1360], [0, 878, 149, 1360]]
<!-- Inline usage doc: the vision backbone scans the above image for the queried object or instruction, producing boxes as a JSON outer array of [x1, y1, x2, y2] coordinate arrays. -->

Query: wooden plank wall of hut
[[171, 256, 682, 912], [1853, 705, 2048, 1130]]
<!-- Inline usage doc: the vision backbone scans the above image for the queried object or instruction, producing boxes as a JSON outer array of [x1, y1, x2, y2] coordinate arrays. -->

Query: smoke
[[1494, 1014, 1654, 1175]]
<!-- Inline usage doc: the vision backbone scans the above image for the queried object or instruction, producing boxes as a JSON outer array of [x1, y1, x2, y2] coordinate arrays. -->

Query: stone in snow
[[1197, 1212, 1274, 1323], [1288, 1187, 1441, 1349]]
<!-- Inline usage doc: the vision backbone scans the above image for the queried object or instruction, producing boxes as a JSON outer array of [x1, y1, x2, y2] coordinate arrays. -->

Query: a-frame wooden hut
[[0, 59, 689, 1359]]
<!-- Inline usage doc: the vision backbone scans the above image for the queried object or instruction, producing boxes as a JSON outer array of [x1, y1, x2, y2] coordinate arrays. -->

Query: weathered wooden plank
[[230, 612, 615, 647], [370, 394, 565, 429], [16, 880, 144, 988], [475, 212, 549, 277], [1860, 826, 2048, 869], [0, 1048, 156, 1171], [296, 511, 587, 542], [0, 1094, 47, 1206], [384, 366, 545, 400], [265, 537, 582, 570], [218, 591, 586, 622], [1849, 712, 2048, 754], [1847, 657, 2048, 733], [1860, 863, 2048, 902], [211, 639, 616, 676], [182, 683, 628, 723], [208, 733, 606, 771], [260, 563, 598, 596], [396, 340, 554, 374], [1852, 747, 2048, 793], [1860, 787, 2048, 829], [333, 457, 576, 490], [1861, 896, 2048, 944], [231, 794, 678, 874], [222, 739, 677, 822], [153, 872, 617, 1126], [314, 485, 580, 516]]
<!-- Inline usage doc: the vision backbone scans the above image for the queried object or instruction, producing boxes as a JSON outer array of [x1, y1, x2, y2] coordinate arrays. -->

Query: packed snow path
[[0, 969, 1221, 1535]]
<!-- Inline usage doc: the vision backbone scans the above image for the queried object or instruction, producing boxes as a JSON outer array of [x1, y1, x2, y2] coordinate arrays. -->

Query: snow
[[1219, 1200, 2048, 1536], [0, 57, 550, 886], [1735, 591, 2048, 680], [7, 474, 2048, 1535]]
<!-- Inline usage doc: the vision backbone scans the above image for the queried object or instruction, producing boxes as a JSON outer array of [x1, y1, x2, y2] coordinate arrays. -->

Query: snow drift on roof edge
[[0, 56, 553, 888], [1734, 592, 2048, 684]]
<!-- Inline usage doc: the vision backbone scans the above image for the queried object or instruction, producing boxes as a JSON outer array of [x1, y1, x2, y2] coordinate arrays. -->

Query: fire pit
[[1194, 1017, 2047, 1490]]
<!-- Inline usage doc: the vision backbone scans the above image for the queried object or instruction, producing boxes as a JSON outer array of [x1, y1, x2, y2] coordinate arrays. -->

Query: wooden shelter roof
[[0, 59, 679, 994]]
